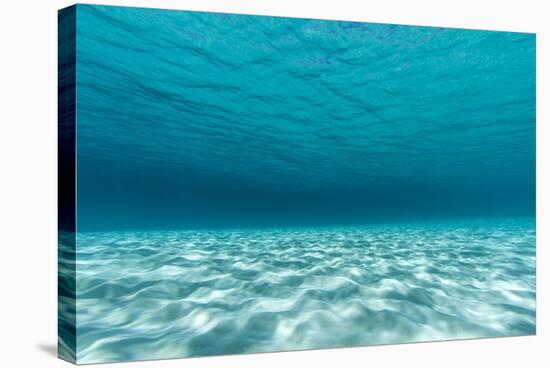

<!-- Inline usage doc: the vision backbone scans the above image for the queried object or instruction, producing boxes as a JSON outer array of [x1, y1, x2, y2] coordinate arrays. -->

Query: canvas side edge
[[58, 4, 77, 365]]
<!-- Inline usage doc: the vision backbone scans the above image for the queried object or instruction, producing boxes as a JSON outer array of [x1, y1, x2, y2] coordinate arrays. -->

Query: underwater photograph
[[58, 4, 536, 364]]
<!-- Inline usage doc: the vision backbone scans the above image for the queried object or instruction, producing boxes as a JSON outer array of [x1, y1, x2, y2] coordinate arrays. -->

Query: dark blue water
[[60, 4, 536, 364]]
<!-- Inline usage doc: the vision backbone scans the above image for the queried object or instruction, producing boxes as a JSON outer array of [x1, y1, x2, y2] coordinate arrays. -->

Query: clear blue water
[[61, 4, 535, 364]]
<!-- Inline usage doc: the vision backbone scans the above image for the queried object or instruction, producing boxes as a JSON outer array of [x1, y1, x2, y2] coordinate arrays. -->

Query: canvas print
[[58, 4, 536, 364]]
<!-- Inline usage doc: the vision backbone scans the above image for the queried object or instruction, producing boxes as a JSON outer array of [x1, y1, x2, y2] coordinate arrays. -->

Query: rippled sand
[[69, 218, 535, 363]]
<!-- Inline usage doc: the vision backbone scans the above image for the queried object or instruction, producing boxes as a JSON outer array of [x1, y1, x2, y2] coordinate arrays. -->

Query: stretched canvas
[[58, 4, 536, 364]]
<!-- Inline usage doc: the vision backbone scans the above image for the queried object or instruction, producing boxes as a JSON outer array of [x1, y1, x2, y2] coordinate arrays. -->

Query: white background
[[0, 0, 547, 366]]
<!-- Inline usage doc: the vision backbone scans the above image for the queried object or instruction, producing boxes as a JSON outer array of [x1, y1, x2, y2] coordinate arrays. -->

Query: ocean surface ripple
[[70, 218, 535, 363], [74, 5, 536, 231]]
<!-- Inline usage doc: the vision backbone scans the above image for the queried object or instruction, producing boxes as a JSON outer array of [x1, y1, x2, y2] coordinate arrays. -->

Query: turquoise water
[[59, 4, 535, 364]]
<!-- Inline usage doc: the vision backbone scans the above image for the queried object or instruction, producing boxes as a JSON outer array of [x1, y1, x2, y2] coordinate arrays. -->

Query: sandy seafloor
[[65, 217, 536, 363]]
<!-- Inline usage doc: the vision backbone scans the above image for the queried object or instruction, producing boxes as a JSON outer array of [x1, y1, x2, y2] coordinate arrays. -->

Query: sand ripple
[[66, 218, 535, 363]]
